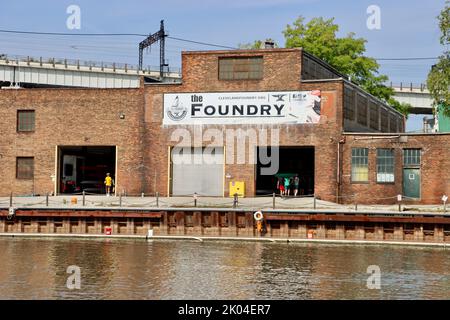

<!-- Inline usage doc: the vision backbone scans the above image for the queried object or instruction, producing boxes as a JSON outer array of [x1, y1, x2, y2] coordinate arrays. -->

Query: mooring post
[[443, 195, 448, 214], [272, 193, 276, 209], [46, 193, 49, 207], [82, 191, 85, 206], [156, 192, 159, 207]]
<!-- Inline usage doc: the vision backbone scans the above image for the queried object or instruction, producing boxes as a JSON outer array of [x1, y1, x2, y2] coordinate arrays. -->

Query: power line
[[375, 57, 438, 61], [0, 28, 438, 58], [0, 29, 237, 49]]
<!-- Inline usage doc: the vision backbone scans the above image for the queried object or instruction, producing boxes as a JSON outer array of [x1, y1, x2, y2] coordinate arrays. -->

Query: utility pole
[[138, 20, 168, 79]]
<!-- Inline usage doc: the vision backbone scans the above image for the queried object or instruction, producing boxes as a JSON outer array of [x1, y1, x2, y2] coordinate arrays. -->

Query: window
[[369, 101, 379, 130], [16, 157, 34, 179], [356, 94, 368, 126], [380, 109, 389, 132], [403, 149, 421, 166], [219, 57, 263, 80], [17, 110, 35, 132], [344, 86, 355, 121], [377, 149, 394, 183], [351, 148, 369, 182]]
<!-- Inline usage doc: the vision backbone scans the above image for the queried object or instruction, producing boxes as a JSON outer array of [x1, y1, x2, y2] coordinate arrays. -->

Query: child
[[104, 173, 112, 196]]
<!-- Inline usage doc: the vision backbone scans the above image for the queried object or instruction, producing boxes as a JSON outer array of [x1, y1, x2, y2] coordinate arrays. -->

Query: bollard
[[119, 193, 122, 207], [156, 192, 159, 207], [273, 193, 276, 209], [233, 193, 238, 208], [82, 191, 85, 206], [397, 194, 402, 212], [141, 192, 144, 198], [46, 193, 49, 207], [313, 195, 316, 210], [355, 203, 358, 211], [10, 192, 13, 207], [194, 192, 198, 207], [443, 195, 448, 214]]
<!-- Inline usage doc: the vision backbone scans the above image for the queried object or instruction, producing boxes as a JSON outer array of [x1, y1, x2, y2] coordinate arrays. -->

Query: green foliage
[[283, 16, 411, 116], [427, 1, 450, 117], [238, 39, 278, 50]]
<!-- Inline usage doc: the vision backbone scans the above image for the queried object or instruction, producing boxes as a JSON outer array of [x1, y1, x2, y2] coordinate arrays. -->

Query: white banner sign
[[163, 91, 321, 125]]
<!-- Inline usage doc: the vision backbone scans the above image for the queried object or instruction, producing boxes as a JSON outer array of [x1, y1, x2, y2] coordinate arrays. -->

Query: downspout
[[337, 136, 346, 204]]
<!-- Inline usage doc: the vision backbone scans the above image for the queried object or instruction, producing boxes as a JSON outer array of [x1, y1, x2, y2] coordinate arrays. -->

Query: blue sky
[[0, 0, 446, 130]]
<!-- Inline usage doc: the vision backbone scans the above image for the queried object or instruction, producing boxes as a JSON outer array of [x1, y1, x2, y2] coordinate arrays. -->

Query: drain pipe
[[337, 137, 346, 203]]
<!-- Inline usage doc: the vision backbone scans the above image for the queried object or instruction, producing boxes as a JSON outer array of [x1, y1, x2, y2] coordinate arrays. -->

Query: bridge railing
[[387, 82, 428, 92], [0, 53, 181, 76]]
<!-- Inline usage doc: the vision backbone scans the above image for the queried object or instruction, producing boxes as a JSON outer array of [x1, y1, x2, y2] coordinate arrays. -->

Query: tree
[[427, 1, 450, 117], [283, 16, 410, 115]]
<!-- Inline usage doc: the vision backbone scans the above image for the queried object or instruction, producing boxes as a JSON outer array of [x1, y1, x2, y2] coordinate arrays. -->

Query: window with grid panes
[[17, 110, 35, 132], [351, 148, 369, 182], [344, 86, 355, 120], [218, 57, 263, 80], [356, 94, 368, 126], [376, 149, 394, 183], [369, 101, 379, 130], [16, 157, 34, 179], [403, 149, 421, 167]]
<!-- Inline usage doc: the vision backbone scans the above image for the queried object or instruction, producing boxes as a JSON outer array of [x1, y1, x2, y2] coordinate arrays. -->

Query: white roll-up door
[[171, 147, 223, 196]]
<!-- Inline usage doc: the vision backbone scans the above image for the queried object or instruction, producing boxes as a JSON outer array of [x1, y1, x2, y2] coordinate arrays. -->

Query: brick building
[[0, 48, 448, 204]]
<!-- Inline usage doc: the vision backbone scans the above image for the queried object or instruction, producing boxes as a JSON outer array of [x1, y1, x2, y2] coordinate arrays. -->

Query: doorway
[[57, 146, 116, 194]]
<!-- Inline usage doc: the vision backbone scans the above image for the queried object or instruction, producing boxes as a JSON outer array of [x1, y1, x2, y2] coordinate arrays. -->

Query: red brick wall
[[0, 88, 145, 196], [144, 49, 345, 200], [340, 133, 450, 204]]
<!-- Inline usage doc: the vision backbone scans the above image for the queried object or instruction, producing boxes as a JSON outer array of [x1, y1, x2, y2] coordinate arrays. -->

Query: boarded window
[[356, 94, 368, 126], [344, 86, 355, 121], [369, 101, 379, 130], [351, 148, 369, 182], [17, 110, 35, 132], [377, 149, 394, 183], [219, 56, 263, 80], [16, 157, 34, 179], [403, 149, 421, 166]]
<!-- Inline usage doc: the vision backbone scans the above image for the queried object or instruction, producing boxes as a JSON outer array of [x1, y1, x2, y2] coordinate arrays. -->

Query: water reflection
[[0, 238, 449, 299]]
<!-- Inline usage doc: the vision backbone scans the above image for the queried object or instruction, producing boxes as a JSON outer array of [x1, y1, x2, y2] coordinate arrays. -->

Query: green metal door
[[403, 168, 420, 199]]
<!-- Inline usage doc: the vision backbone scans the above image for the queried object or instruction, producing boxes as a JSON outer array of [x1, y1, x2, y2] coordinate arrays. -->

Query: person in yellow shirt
[[104, 173, 112, 196]]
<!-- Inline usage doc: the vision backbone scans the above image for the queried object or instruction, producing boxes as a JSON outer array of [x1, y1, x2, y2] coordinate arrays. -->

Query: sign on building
[[163, 91, 321, 125]]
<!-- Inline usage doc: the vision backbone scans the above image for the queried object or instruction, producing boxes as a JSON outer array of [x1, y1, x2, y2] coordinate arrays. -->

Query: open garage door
[[170, 147, 223, 196], [58, 146, 116, 194], [256, 146, 314, 196]]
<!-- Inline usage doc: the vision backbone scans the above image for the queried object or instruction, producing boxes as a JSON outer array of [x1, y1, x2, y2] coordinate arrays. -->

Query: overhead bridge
[[390, 83, 434, 115], [0, 56, 181, 89]]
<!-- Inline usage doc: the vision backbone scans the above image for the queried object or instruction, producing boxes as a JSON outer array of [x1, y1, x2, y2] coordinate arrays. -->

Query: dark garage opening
[[58, 146, 116, 194], [256, 146, 314, 196]]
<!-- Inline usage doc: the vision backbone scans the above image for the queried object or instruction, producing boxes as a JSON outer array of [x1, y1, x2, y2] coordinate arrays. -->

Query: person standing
[[284, 177, 291, 197], [104, 173, 112, 196], [278, 177, 285, 196], [293, 175, 300, 197]]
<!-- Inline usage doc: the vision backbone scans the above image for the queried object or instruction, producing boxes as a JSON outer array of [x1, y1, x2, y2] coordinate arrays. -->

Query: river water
[[0, 237, 449, 300]]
